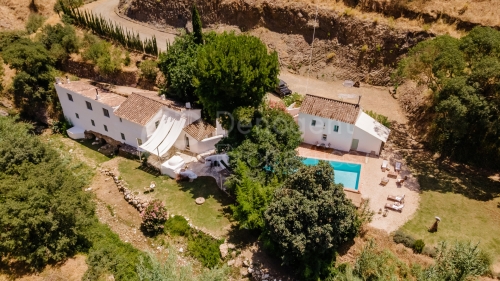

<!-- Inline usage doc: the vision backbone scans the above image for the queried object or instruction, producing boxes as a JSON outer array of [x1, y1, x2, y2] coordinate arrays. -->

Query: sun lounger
[[395, 161, 402, 172], [387, 171, 398, 178], [385, 203, 404, 212], [387, 194, 405, 203], [380, 177, 389, 186], [381, 160, 388, 171]]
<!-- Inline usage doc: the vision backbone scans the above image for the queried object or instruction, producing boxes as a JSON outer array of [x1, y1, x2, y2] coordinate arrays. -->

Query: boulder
[[219, 243, 229, 258]]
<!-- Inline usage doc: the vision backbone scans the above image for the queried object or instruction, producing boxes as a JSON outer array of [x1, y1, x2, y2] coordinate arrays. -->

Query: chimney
[[55, 77, 61, 84], [357, 95, 361, 106], [95, 89, 100, 100], [160, 94, 166, 100], [185, 102, 191, 109], [66, 75, 70, 84]]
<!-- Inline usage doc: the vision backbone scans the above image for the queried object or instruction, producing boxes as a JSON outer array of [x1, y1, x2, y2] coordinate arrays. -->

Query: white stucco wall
[[173, 133, 222, 154], [56, 84, 149, 148], [352, 127, 383, 155], [298, 113, 355, 152]]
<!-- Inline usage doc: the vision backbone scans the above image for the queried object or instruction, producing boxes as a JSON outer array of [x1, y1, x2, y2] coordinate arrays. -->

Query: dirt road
[[83, 0, 176, 51]]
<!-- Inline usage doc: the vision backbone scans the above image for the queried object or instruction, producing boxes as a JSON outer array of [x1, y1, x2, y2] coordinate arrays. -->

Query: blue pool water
[[302, 158, 361, 190]]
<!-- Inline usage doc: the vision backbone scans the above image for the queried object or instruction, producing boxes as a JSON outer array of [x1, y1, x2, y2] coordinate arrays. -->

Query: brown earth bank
[[344, 0, 500, 31], [118, 0, 433, 85]]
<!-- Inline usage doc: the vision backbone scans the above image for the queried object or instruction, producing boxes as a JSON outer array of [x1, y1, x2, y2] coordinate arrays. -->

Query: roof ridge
[[304, 94, 359, 106]]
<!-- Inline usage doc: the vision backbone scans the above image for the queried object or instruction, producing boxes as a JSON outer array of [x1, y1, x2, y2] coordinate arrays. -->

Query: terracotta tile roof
[[133, 92, 184, 111], [183, 119, 216, 141], [114, 93, 165, 125], [299, 94, 360, 124], [57, 81, 126, 108]]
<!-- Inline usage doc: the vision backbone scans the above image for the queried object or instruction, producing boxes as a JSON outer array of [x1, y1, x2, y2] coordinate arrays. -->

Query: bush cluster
[[165, 215, 190, 236], [164, 215, 223, 268], [393, 230, 416, 249], [140, 199, 168, 235]]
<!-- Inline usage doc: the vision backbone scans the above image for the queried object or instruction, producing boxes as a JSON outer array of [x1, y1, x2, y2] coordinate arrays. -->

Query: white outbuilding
[[297, 94, 390, 155]]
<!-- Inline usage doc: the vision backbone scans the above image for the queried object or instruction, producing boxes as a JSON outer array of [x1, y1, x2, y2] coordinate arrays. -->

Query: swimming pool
[[302, 158, 361, 190]]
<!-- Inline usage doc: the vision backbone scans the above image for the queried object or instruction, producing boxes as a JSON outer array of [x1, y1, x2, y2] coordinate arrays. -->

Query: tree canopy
[[397, 26, 500, 167], [0, 117, 94, 269], [194, 32, 279, 121], [157, 33, 200, 102], [264, 161, 360, 279], [224, 105, 302, 231], [1, 39, 56, 119]]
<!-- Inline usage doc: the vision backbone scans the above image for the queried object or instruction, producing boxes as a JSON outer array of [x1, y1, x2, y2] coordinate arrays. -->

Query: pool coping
[[301, 156, 363, 194]]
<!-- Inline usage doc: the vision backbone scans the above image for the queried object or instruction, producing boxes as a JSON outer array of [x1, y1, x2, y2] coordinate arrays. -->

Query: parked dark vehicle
[[275, 79, 292, 97]]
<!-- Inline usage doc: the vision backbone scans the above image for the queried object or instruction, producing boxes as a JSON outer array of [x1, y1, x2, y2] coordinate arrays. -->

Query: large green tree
[[2, 39, 56, 120], [397, 26, 500, 167], [224, 104, 302, 231], [264, 161, 360, 280], [0, 117, 94, 269], [194, 32, 279, 121]]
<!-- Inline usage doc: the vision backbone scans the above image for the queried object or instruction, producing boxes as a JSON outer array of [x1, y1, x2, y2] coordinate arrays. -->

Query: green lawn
[[401, 153, 500, 266], [118, 159, 233, 237]]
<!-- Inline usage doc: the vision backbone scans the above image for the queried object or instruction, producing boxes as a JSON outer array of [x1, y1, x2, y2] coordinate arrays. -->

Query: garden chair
[[381, 160, 388, 172], [385, 203, 404, 212], [387, 194, 405, 203]]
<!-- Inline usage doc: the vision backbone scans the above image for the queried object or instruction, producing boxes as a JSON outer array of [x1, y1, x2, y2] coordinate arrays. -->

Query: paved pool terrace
[[297, 143, 421, 233]]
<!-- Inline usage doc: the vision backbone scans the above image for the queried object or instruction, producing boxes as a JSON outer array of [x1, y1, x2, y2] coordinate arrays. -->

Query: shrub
[[139, 59, 158, 82], [25, 13, 46, 34], [283, 92, 304, 107], [123, 51, 131, 66], [187, 231, 223, 268], [393, 230, 415, 249], [361, 44, 369, 52], [413, 239, 425, 254], [140, 199, 168, 235], [165, 215, 190, 236], [422, 246, 437, 257]]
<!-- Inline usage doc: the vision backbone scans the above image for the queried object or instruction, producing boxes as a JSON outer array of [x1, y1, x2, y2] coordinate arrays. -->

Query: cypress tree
[[192, 4, 203, 44]]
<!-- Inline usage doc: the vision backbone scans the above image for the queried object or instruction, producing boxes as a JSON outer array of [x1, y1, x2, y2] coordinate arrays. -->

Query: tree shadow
[[389, 123, 500, 201], [177, 176, 235, 208]]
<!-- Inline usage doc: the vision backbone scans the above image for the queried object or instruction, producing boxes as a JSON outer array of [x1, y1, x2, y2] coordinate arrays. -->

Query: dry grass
[[0, 0, 58, 31], [280, 0, 490, 37]]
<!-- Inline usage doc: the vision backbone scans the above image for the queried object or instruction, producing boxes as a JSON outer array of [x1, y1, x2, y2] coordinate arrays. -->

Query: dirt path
[[83, 0, 176, 51]]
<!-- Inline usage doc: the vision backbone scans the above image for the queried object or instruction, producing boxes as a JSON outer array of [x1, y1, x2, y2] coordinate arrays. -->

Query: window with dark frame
[[333, 125, 339, 132], [104, 125, 108, 132], [86, 101, 93, 110], [75, 113, 79, 119], [119, 118, 122, 122], [91, 119, 95, 126], [121, 133, 125, 140], [311, 120, 317, 126], [322, 134, 327, 141], [155, 120, 160, 128], [67, 93, 73, 101], [103, 108, 110, 117], [137, 138, 142, 146]]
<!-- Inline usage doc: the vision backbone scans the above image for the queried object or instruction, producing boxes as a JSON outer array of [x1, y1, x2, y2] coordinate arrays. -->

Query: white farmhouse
[[55, 79, 225, 157], [298, 94, 390, 155]]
